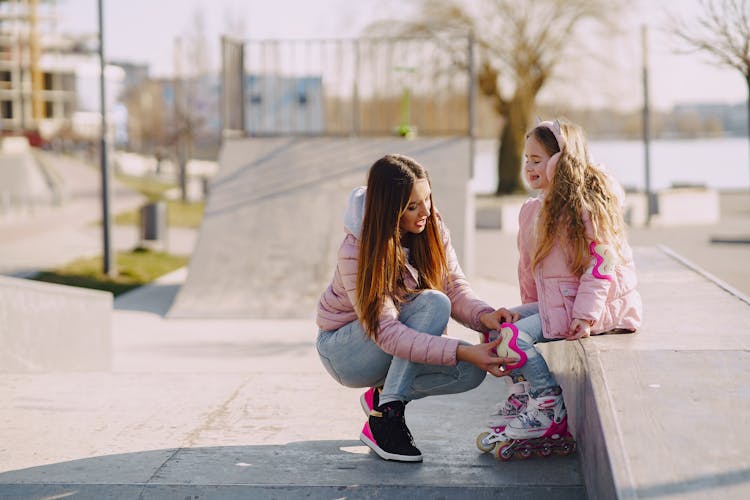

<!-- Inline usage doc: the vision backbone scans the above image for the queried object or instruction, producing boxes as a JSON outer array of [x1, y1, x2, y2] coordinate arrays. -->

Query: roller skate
[[493, 387, 576, 460], [476, 377, 530, 453], [481, 323, 528, 370]]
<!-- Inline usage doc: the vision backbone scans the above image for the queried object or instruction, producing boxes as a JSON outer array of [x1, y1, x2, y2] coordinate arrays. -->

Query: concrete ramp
[[169, 136, 473, 319]]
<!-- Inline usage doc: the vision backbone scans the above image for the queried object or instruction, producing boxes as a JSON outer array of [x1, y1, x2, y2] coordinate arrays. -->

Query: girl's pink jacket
[[517, 197, 642, 339], [316, 187, 495, 366]]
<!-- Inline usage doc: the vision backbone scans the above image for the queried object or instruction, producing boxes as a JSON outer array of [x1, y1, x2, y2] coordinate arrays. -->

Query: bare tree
[[668, 0, 750, 189], [172, 6, 211, 202], [366, 0, 629, 194]]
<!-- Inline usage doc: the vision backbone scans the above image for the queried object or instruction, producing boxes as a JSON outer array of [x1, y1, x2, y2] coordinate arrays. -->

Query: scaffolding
[[0, 0, 77, 138]]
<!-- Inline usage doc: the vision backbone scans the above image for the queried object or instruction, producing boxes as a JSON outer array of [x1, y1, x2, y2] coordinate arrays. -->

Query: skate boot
[[494, 387, 576, 460], [476, 378, 530, 453], [360, 401, 422, 462], [481, 323, 528, 370], [360, 386, 381, 416]]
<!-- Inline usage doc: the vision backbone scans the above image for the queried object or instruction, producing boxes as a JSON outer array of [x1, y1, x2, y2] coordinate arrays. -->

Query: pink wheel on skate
[[495, 441, 514, 461], [517, 445, 533, 460], [537, 443, 553, 457]]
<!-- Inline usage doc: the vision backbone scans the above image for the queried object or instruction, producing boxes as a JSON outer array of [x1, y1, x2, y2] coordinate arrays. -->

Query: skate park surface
[[1, 139, 749, 499]]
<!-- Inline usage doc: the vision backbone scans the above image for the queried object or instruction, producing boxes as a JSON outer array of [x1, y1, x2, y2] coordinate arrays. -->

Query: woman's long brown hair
[[356, 154, 448, 339], [530, 122, 626, 276]]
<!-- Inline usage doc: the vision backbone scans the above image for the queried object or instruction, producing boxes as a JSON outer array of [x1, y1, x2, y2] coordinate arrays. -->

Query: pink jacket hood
[[317, 186, 495, 366], [517, 196, 642, 339]]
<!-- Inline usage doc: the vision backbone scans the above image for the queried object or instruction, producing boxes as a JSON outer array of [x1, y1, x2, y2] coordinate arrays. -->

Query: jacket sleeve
[[439, 218, 495, 333], [340, 234, 461, 366], [517, 200, 538, 304], [572, 211, 612, 322]]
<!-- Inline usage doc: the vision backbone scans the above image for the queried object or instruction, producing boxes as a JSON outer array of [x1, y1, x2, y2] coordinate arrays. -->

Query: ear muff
[[545, 151, 561, 183], [537, 119, 566, 183]]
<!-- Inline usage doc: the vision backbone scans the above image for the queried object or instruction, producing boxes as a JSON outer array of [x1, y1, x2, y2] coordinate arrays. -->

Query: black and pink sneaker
[[359, 386, 381, 416], [360, 401, 422, 462]]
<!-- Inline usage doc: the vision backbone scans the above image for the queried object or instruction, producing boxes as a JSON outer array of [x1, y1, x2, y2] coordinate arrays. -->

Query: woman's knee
[[416, 289, 451, 320], [464, 363, 487, 390], [401, 289, 451, 334]]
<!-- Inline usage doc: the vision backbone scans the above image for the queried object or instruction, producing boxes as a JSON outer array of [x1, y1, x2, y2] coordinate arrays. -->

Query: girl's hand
[[456, 337, 517, 377], [479, 308, 521, 331], [567, 318, 592, 340]]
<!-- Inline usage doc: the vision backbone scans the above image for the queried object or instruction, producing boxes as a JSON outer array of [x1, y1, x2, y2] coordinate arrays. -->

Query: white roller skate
[[475, 378, 529, 453], [493, 387, 576, 460]]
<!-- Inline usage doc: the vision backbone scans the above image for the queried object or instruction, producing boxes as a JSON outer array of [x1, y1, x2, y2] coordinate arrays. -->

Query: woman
[[316, 154, 518, 462]]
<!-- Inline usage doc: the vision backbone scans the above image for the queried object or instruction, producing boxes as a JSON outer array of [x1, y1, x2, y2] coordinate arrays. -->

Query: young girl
[[488, 119, 642, 456], [316, 154, 519, 463]]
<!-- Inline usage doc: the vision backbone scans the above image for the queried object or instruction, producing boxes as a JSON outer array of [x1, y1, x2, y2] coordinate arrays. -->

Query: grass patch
[[31, 248, 190, 296], [114, 199, 205, 228]]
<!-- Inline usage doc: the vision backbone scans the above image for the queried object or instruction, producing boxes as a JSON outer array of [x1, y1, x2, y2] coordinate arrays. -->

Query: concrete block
[[475, 194, 527, 232], [625, 188, 720, 227], [0, 276, 112, 372]]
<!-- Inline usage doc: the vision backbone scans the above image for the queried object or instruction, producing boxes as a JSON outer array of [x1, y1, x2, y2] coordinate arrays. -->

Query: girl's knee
[[515, 330, 535, 352]]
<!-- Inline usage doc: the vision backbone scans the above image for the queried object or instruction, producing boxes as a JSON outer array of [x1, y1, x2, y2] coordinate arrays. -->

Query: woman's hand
[[479, 308, 521, 331], [456, 337, 516, 378], [566, 318, 592, 340]]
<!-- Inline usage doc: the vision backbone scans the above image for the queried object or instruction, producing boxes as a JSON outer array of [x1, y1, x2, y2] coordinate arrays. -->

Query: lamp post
[[98, 0, 114, 275], [642, 25, 654, 226]]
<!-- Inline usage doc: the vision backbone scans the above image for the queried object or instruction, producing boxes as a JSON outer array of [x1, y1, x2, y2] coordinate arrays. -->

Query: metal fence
[[221, 35, 475, 137]]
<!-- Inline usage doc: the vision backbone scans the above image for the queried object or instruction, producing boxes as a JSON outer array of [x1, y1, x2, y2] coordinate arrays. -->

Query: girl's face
[[524, 135, 551, 191], [399, 178, 431, 235]]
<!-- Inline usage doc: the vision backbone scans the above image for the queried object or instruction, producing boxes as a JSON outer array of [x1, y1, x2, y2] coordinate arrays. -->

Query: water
[[472, 137, 750, 193]]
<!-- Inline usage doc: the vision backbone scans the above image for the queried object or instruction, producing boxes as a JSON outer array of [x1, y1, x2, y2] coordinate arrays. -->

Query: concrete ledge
[[541, 246, 750, 499], [624, 187, 720, 227], [476, 188, 721, 232], [475, 194, 526, 232], [0, 276, 112, 372]]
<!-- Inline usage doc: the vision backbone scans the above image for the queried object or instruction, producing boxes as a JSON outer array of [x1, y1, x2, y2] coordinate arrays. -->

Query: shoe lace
[[493, 393, 527, 415], [516, 408, 543, 428], [381, 404, 416, 446]]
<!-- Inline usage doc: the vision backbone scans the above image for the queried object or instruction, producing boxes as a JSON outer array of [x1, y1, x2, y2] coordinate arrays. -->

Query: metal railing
[[221, 34, 475, 138]]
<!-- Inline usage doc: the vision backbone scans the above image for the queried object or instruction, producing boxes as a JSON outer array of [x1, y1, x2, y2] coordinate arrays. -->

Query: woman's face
[[399, 178, 431, 235], [524, 135, 551, 191]]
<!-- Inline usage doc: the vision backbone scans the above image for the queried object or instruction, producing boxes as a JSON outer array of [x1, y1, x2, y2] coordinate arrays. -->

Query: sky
[[54, 0, 749, 112]]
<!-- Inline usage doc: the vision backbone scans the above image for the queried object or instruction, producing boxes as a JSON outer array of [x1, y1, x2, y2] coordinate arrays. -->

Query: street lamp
[[98, 0, 114, 276]]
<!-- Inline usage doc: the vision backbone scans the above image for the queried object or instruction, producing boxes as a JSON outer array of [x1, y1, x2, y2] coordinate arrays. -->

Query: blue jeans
[[316, 290, 486, 406], [510, 302, 558, 395]]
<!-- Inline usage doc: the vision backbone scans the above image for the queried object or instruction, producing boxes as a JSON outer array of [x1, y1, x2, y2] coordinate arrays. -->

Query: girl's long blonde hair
[[530, 121, 626, 276], [356, 154, 448, 339]]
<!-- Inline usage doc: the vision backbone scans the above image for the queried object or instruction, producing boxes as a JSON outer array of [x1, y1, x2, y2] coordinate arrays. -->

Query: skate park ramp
[[168, 136, 474, 319]]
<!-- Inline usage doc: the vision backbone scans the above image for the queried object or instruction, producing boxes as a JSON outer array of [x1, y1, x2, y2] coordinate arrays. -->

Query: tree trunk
[[495, 94, 534, 195]]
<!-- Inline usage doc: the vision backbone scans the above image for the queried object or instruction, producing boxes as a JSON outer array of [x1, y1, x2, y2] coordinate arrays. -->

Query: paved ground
[[1, 150, 748, 498], [0, 151, 584, 498]]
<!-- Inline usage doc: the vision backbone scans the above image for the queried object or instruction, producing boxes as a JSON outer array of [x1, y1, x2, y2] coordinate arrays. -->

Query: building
[[0, 0, 125, 144]]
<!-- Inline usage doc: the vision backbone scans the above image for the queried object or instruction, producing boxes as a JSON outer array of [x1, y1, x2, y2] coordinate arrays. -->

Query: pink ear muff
[[537, 120, 566, 183], [545, 152, 561, 182]]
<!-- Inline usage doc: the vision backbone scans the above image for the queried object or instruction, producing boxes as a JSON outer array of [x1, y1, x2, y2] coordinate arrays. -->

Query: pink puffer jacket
[[517, 196, 642, 339], [317, 187, 495, 366]]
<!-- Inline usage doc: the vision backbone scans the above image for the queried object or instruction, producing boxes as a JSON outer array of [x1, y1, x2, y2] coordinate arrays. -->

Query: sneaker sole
[[359, 432, 423, 463]]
